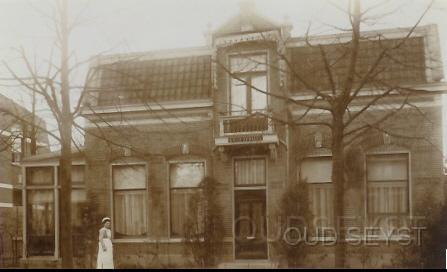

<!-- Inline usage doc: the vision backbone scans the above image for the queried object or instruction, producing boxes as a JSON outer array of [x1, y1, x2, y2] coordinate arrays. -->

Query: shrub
[[274, 181, 312, 268], [183, 176, 225, 268]]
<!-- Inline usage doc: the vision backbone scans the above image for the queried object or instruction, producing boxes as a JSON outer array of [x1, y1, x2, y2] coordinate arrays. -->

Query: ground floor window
[[71, 188, 87, 257], [26, 190, 55, 256], [169, 161, 205, 238], [300, 156, 334, 237], [112, 164, 148, 238], [366, 153, 409, 235], [25, 165, 88, 257]]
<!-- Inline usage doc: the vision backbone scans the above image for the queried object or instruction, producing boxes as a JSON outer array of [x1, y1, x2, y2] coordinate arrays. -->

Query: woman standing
[[97, 217, 114, 269]]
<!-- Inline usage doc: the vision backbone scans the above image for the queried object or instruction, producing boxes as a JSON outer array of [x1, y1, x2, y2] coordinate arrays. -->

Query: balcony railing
[[215, 111, 278, 147], [219, 111, 273, 135]]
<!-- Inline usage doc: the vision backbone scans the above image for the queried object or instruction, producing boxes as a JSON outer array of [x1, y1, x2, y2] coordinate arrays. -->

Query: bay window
[[112, 164, 147, 238], [26, 164, 87, 258], [169, 162, 205, 238], [26, 167, 55, 257]]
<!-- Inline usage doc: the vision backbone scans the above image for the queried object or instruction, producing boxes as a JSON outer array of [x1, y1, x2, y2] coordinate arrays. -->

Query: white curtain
[[112, 164, 147, 237], [169, 162, 204, 237], [234, 159, 266, 186], [367, 154, 409, 233], [301, 157, 334, 233], [309, 184, 334, 229], [301, 157, 332, 183], [114, 191, 147, 236], [170, 189, 201, 237]]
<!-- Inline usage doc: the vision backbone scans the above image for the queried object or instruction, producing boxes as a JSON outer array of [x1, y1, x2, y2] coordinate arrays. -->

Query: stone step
[[20, 258, 61, 269], [217, 261, 279, 269]]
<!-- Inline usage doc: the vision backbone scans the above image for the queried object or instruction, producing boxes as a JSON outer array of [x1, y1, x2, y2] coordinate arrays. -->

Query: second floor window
[[230, 54, 267, 115]]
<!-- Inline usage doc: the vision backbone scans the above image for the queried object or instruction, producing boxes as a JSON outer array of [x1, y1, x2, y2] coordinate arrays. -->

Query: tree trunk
[[332, 113, 345, 268], [59, 0, 73, 267]]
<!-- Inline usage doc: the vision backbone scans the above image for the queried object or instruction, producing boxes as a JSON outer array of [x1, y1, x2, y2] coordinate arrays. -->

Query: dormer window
[[229, 54, 268, 116]]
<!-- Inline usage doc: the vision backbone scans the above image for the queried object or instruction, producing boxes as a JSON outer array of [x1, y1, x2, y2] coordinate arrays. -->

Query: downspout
[[285, 124, 289, 187]]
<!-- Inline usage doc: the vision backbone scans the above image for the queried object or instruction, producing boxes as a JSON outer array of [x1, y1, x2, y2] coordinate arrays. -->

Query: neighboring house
[[20, 6, 445, 268], [0, 93, 49, 266]]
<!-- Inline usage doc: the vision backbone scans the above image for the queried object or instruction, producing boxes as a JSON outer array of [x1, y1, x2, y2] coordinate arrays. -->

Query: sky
[[0, 0, 446, 152]]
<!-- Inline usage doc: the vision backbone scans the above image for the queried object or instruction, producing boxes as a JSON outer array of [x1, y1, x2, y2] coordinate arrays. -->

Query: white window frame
[[226, 50, 270, 115], [364, 150, 412, 240], [110, 162, 149, 241], [231, 155, 269, 261], [22, 161, 86, 260], [299, 154, 335, 240], [167, 159, 206, 240]]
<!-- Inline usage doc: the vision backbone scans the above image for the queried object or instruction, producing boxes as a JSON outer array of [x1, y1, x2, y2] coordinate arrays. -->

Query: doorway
[[234, 189, 267, 260]]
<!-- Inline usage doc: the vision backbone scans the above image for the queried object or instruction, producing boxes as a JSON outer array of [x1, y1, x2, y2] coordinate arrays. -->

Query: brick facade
[[19, 8, 446, 268]]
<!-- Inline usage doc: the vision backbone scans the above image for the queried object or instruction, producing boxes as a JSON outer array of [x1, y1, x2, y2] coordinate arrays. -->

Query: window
[[300, 157, 334, 236], [26, 167, 55, 257], [27, 167, 53, 185], [169, 162, 205, 238], [366, 153, 409, 234], [230, 54, 268, 115], [13, 188, 22, 206], [26, 164, 88, 257], [112, 164, 147, 238], [234, 158, 266, 187], [71, 165, 87, 257]]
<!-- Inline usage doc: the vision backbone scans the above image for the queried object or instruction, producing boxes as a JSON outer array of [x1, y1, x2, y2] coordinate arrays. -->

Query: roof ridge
[[94, 45, 213, 65], [287, 24, 437, 45]]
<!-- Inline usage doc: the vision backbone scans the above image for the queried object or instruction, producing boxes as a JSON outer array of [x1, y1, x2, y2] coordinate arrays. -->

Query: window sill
[[113, 237, 235, 244], [21, 256, 60, 261], [308, 236, 337, 242], [113, 238, 183, 244], [345, 235, 411, 242]]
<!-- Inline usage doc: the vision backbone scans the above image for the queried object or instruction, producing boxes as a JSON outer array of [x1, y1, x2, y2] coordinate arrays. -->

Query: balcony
[[215, 111, 279, 147]]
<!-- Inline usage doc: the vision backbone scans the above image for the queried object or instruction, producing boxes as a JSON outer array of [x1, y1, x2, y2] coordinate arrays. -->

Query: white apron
[[97, 228, 114, 269]]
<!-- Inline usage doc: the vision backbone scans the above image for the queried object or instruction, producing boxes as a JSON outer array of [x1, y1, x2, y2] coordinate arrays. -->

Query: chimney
[[239, 0, 255, 17], [239, 0, 255, 32], [203, 22, 213, 46], [280, 15, 293, 40]]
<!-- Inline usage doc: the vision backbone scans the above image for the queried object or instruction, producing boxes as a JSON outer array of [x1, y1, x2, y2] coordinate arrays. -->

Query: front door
[[234, 190, 267, 259]]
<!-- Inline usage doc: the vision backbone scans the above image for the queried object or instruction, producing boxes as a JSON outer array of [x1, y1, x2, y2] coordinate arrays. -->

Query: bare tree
[[0, 0, 83, 267]]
